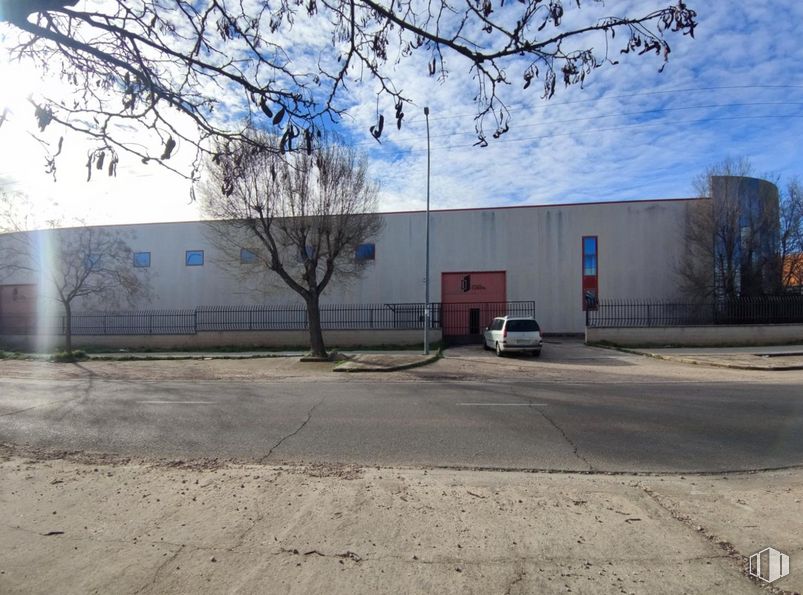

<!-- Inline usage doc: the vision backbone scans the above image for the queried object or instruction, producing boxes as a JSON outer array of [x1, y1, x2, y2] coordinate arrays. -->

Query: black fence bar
[[588, 297, 803, 328], [0, 301, 537, 336]]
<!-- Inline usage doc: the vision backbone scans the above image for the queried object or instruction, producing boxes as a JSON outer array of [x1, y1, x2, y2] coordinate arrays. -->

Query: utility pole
[[424, 106, 431, 355]]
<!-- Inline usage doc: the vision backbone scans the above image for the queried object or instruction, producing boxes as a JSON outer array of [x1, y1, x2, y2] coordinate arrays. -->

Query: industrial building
[[0, 176, 781, 346]]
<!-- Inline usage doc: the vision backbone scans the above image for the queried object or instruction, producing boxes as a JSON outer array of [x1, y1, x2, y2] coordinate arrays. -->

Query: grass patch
[[589, 339, 803, 350], [1, 340, 443, 360], [51, 350, 88, 363], [77, 344, 311, 354], [0, 350, 31, 360], [77, 341, 441, 355]]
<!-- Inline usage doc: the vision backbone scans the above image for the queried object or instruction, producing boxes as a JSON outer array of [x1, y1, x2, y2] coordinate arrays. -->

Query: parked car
[[482, 316, 543, 357]]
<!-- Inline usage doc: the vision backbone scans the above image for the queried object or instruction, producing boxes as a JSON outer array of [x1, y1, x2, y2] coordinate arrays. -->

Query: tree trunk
[[305, 292, 328, 358], [64, 301, 72, 354]]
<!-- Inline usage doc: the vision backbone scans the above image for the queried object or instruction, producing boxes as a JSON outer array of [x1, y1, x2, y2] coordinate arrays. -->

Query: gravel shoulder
[[1, 454, 800, 594]]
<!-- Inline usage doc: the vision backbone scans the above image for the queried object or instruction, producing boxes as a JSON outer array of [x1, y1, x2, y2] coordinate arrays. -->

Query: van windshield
[[506, 319, 539, 332]]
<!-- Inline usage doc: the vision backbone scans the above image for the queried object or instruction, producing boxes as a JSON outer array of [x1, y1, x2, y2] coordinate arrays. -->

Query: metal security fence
[[587, 297, 803, 328], [196, 303, 431, 331], [72, 310, 197, 335], [0, 302, 537, 336], [197, 305, 308, 331], [0, 310, 197, 336]]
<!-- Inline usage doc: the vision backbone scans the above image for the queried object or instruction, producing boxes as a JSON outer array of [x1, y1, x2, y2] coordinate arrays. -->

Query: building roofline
[[378, 196, 704, 216], [2, 196, 706, 234]]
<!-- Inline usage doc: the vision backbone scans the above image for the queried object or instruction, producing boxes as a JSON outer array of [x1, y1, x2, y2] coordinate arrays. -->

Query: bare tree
[[0, 0, 697, 183], [202, 134, 383, 358], [677, 198, 717, 301], [678, 158, 781, 300], [0, 196, 147, 353], [780, 178, 803, 292]]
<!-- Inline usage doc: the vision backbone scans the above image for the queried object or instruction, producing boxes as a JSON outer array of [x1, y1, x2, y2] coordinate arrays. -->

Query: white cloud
[[1, 1, 802, 225]]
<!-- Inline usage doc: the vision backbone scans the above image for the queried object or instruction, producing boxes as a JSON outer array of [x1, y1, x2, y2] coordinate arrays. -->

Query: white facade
[[0, 197, 700, 333]]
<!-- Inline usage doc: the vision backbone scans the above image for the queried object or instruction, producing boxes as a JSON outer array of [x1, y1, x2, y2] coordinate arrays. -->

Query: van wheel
[[482, 337, 490, 351], [495, 343, 503, 357], [531, 349, 541, 358]]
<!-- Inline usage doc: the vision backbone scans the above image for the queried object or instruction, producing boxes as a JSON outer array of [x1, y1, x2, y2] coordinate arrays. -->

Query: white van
[[482, 316, 543, 357]]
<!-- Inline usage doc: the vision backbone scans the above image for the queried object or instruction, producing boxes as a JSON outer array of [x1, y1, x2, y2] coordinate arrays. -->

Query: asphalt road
[[1, 359, 801, 473]]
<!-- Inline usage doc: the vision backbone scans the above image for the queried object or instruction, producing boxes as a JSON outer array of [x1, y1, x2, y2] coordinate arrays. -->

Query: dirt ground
[[0, 453, 800, 595]]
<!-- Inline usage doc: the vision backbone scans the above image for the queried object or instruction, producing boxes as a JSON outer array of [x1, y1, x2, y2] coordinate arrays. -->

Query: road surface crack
[[260, 395, 326, 462], [134, 543, 185, 594], [504, 564, 526, 594], [535, 407, 595, 472], [0, 404, 47, 418], [637, 484, 783, 593], [229, 499, 265, 552], [0, 376, 94, 418]]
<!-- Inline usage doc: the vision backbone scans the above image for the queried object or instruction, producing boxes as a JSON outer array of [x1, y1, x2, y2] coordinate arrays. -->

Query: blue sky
[[0, 1, 801, 225], [361, 0, 803, 211]]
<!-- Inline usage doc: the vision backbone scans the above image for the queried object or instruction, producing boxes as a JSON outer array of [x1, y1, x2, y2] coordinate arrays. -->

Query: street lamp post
[[424, 106, 431, 355]]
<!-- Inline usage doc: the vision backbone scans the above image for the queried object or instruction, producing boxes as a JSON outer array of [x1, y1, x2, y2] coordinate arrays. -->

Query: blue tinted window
[[299, 245, 316, 261], [583, 256, 597, 276], [133, 252, 151, 268], [185, 250, 204, 266], [240, 248, 257, 264], [355, 243, 376, 261], [582, 236, 597, 276]]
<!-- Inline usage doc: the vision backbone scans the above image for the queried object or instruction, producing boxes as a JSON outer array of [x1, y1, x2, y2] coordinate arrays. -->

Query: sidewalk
[[84, 349, 440, 372], [333, 352, 439, 372], [624, 344, 803, 371], [1, 454, 799, 594]]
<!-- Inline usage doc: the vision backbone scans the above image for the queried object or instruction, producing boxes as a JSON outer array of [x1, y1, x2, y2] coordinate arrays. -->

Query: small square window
[[240, 248, 257, 264], [355, 243, 376, 262], [133, 252, 151, 268], [185, 250, 204, 266], [84, 254, 101, 269], [298, 245, 316, 262]]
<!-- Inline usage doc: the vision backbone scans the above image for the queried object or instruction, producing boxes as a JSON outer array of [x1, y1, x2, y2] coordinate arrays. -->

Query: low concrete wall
[[586, 324, 803, 347], [0, 329, 442, 352]]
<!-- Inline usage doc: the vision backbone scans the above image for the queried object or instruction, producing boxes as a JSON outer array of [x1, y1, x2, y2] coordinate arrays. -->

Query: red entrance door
[[441, 271, 506, 337], [0, 284, 37, 334]]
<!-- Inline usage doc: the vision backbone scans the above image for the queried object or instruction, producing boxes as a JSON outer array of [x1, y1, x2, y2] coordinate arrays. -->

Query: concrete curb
[[50, 351, 444, 370], [333, 353, 440, 373], [589, 342, 803, 371], [86, 353, 299, 361], [646, 353, 803, 371]]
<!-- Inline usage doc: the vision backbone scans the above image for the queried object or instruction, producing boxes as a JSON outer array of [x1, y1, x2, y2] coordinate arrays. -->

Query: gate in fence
[[436, 301, 537, 344]]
